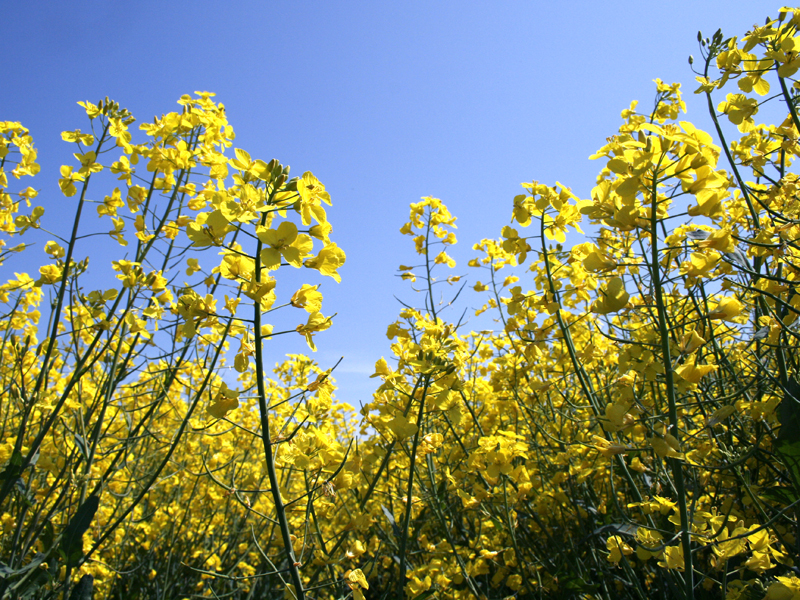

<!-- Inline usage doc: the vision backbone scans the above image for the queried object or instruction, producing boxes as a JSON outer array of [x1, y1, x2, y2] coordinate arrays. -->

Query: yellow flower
[[44, 241, 65, 259], [659, 544, 685, 570], [696, 228, 735, 252], [110, 155, 134, 185], [708, 297, 743, 321], [675, 355, 717, 383], [592, 435, 628, 458], [58, 165, 84, 197], [708, 405, 736, 426], [75, 150, 103, 175], [61, 129, 94, 145], [434, 250, 456, 268], [207, 384, 239, 419], [649, 435, 684, 460], [582, 248, 616, 273], [765, 576, 800, 600], [296, 312, 333, 351], [593, 277, 629, 314], [387, 414, 418, 440], [370, 358, 393, 379], [304, 242, 346, 282], [635, 528, 663, 561], [606, 535, 634, 563], [37, 264, 63, 286], [290, 284, 323, 313], [681, 250, 720, 279], [679, 329, 706, 354], [345, 569, 369, 600], [717, 93, 759, 131], [297, 171, 331, 225], [77, 100, 102, 118], [257, 221, 313, 269]]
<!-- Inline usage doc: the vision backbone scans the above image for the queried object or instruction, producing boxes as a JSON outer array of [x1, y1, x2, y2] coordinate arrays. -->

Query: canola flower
[[3, 7, 800, 600]]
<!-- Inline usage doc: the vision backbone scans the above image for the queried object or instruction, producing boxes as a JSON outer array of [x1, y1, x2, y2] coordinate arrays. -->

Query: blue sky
[[3, 1, 770, 406]]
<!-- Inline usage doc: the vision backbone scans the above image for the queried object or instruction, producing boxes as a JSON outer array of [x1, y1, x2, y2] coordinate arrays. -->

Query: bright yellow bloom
[[345, 569, 369, 600], [304, 242, 346, 282], [675, 355, 717, 383], [592, 435, 629, 458], [607, 535, 634, 563], [593, 277, 629, 314], [659, 544, 685, 570], [257, 221, 312, 269], [708, 297, 743, 321], [58, 165, 84, 197], [290, 284, 323, 313], [296, 171, 331, 225], [296, 312, 332, 351]]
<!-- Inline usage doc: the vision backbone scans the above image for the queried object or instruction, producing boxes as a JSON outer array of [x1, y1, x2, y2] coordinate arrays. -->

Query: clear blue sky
[[3, 0, 769, 406]]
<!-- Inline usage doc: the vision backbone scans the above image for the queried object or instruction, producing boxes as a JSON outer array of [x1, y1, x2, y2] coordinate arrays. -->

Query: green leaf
[[72, 434, 90, 462], [776, 378, 800, 500], [778, 378, 800, 444], [68, 574, 94, 600], [381, 505, 401, 537], [0, 449, 24, 481], [60, 495, 99, 566], [41, 521, 55, 553]]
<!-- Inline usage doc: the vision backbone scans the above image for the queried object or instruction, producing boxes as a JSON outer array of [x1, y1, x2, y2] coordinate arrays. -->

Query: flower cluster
[[3, 7, 800, 600]]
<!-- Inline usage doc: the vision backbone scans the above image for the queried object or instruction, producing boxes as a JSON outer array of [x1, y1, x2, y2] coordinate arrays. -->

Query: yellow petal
[[593, 277, 629, 314], [708, 297, 743, 321], [675, 356, 717, 383], [387, 415, 418, 440]]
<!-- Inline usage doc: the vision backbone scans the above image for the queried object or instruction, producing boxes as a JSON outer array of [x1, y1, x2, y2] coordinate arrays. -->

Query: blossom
[[257, 221, 313, 269]]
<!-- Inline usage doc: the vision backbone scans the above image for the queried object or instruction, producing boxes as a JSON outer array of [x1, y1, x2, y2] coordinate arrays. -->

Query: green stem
[[253, 204, 305, 600], [701, 58, 759, 226], [396, 374, 430, 600], [0, 125, 112, 508], [649, 157, 694, 599], [83, 319, 233, 563]]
